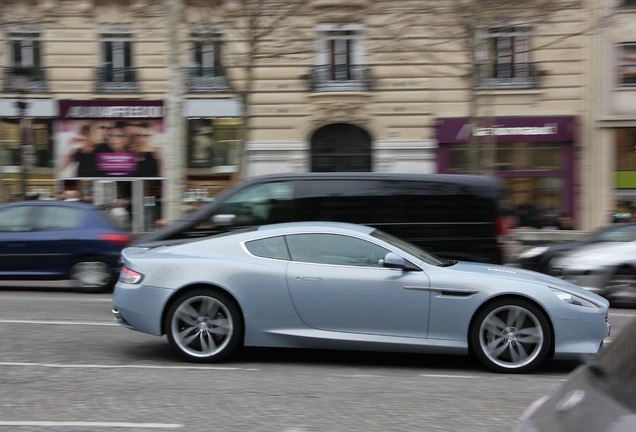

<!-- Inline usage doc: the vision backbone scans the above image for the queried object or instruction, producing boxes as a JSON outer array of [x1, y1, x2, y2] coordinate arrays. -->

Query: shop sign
[[436, 116, 576, 143]]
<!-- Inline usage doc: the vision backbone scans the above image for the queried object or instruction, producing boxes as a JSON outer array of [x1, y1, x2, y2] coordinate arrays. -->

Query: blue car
[[113, 221, 610, 372], [0, 200, 133, 292]]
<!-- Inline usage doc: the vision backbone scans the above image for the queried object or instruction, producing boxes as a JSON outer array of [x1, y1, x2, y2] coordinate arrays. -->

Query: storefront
[[183, 99, 242, 202], [56, 100, 165, 232], [0, 99, 57, 202], [436, 116, 577, 228]]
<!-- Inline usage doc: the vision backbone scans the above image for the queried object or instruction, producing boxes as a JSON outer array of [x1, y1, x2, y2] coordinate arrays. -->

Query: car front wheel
[[470, 299, 551, 373], [165, 289, 242, 362]]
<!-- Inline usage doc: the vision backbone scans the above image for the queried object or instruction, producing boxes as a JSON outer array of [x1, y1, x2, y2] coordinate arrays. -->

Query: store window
[[616, 128, 636, 170], [617, 43, 636, 87], [187, 118, 242, 171], [447, 141, 568, 228], [0, 118, 53, 168], [448, 142, 563, 172]]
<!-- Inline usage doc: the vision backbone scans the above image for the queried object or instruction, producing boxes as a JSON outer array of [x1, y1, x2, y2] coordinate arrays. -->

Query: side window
[[212, 181, 295, 226], [0, 206, 34, 232], [245, 236, 291, 260], [286, 233, 390, 267], [296, 180, 400, 224], [34, 207, 85, 230]]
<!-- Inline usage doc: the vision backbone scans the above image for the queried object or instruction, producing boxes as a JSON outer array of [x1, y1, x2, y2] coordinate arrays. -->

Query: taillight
[[119, 267, 143, 284], [98, 233, 133, 247]]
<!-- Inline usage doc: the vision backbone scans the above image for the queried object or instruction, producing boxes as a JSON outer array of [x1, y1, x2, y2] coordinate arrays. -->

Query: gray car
[[549, 241, 636, 307], [515, 317, 636, 431], [112, 222, 610, 373]]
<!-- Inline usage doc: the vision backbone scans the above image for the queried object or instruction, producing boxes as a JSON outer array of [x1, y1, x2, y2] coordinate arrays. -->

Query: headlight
[[518, 246, 548, 260], [550, 287, 600, 308]]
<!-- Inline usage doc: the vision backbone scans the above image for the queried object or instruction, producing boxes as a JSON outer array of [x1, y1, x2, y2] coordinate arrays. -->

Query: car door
[[0, 205, 40, 274], [285, 233, 431, 338]]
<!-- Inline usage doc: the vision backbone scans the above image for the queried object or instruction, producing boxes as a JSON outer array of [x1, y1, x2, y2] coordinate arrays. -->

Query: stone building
[[0, 0, 627, 231]]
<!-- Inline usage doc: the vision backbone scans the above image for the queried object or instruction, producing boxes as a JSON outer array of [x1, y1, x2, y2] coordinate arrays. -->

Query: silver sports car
[[112, 222, 610, 373]]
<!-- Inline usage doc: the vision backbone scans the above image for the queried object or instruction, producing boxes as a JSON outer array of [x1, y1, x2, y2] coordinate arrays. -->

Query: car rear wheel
[[470, 299, 551, 373], [70, 259, 113, 293], [165, 289, 242, 362]]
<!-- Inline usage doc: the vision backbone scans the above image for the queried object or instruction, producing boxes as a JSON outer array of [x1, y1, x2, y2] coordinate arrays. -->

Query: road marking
[[0, 362, 258, 371], [610, 313, 636, 317], [419, 374, 480, 379], [0, 421, 182, 429], [0, 319, 117, 326]]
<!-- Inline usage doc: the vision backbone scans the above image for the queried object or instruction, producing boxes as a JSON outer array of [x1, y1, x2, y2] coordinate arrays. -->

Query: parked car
[[135, 172, 508, 264], [0, 201, 133, 292], [517, 222, 636, 274], [113, 221, 610, 373], [549, 240, 636, 307], [514, 317, 636, 431]]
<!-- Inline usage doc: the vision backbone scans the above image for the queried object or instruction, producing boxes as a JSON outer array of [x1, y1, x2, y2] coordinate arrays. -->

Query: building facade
[[0, 0, 617, 231]]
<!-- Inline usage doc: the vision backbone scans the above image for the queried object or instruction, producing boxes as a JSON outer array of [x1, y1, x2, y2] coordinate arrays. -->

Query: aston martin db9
[[112, 222, 610, 373]]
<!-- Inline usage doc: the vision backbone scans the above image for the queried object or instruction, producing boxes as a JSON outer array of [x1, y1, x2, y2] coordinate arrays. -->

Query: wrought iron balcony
[[308, 64, 371, 92], [476, 62, 544, 90], [3, 67, 49, 93], [96, 65, 138, 93], [185, 66, 231, 93]]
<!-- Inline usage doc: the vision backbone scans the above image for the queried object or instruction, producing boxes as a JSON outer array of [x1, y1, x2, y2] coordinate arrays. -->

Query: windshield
[[371, 229, 452, 267]]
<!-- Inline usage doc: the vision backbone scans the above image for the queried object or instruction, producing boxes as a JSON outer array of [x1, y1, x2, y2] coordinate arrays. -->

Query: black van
[[138, 173, 507, 264]]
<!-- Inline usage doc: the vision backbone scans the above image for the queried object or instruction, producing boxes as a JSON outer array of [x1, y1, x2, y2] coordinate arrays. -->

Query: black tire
[[165, 289, 243, 362], [69, 258, 114, 293], [470, 298, 551, 373]]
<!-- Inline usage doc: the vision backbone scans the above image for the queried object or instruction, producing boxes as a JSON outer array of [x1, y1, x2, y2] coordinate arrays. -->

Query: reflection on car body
[[113, 222, 610, 373], [515, 317, 636, 431]]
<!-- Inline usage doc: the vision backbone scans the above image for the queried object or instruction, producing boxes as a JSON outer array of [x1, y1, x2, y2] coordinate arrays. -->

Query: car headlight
[[518, 246, 548, 260], [550, 287, 600, 308]]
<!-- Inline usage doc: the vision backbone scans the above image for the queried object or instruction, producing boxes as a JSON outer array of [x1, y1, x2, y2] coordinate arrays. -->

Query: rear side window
[[34, 206, 85, 230], [296, 179, 497, 224], [245, 236, 291, 260], [213, 181, 295, 226]]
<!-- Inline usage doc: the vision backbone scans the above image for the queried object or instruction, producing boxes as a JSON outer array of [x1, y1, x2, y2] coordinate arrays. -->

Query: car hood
[[450, 261, 606, 302], [552, 241, 636, 267]]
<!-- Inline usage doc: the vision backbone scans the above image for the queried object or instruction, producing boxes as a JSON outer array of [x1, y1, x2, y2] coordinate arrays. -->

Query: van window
[[212, 181, 294, 226]]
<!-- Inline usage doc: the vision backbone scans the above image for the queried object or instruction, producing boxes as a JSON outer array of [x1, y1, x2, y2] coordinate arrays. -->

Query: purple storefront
[[436, 116, 578, 228]]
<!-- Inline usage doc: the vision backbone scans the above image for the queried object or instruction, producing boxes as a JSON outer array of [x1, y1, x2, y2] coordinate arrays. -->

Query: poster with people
[[56, 101, 165, 179]]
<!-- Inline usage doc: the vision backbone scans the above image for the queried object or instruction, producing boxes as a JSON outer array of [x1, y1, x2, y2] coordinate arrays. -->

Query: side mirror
[[212, 214, 236, 226], [383, 252, 406, 269]]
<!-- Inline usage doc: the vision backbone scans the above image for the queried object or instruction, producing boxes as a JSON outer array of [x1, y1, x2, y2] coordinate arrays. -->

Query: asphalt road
[[1, 285, 634, 432]]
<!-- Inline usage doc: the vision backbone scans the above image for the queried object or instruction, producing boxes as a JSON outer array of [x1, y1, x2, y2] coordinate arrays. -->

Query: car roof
[[255, 221, 376, 235], [0, 200, 98, 210], [241, 172, 499, 188]]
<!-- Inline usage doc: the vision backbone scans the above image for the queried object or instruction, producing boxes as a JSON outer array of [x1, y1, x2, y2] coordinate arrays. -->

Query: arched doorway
[[310, 123, 372, 172]]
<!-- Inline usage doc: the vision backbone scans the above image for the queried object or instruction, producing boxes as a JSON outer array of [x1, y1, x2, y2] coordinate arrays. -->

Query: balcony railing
[[309, 64, 371, 92], [96, 66, 138, 93], [3, 67, 49, 93], [185, 66, 230, 93], [476, 62, 544, 90]]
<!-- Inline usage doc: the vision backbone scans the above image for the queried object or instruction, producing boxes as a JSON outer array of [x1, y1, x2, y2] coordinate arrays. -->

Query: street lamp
[[12, 67, 35, 199]]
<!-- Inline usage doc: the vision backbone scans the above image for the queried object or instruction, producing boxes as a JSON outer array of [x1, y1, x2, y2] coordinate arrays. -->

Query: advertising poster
[[56, 100, 165, 179]]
